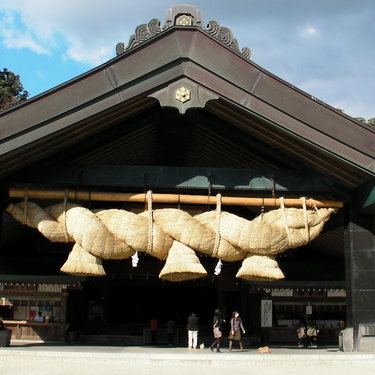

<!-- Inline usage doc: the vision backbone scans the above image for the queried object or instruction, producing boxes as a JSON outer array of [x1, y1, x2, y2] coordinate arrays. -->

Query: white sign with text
[[261, 299, 273, 327]]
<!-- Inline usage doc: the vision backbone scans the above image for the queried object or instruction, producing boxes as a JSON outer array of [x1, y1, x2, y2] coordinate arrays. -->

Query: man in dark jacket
[[187, 312, 199, 349]]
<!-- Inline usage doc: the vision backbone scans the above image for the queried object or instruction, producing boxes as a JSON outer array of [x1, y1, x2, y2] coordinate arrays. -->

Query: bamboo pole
[[8, 187, 343, 208]]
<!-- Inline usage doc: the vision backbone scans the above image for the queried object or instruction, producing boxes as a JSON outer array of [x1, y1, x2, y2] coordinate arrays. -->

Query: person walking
[[228, 311, 246, 351], [306, 320, 318, 348], [187, 312, 199, 349], [296, 322, 306, 348], [209, 308, 225, 352]]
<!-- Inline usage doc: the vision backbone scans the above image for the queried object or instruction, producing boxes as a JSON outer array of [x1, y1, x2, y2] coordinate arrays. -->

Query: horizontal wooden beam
[[9, 187, 343, 208]]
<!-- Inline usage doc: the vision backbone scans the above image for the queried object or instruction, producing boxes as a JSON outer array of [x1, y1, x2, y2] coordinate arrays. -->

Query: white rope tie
[[310, 198, 323, 220], [301, 197, 310, 242], [260, 198, 265, 223], [22, 187, 28, 225], [280, 197, 291, 246], [63, 189, 69, 243], [146, 190, 154, 254], [212, 193, 222, 258]]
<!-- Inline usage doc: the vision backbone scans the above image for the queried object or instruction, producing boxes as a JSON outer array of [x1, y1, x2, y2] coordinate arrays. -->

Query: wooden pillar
[[344, 204, 375, 351], [103, 278, 109, 324], [0, 188, 9, 254], [61, 293, 68, 323]]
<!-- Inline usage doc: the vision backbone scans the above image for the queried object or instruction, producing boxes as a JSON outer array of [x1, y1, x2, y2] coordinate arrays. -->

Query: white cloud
[[0, 10, 49, 54], [300, 24, 319, 38], [332, 100, 374, 120], [64, 44, 113, 66], [299, 77, 346, 93], [299, 78, 374, 119], [0, 0, 373, 117], [35, 70, 45, 79], [0, 0, 167, 65]]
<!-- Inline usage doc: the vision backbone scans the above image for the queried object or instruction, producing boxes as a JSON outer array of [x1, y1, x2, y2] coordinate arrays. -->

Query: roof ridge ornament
[[116, 5, 251, 59], [116, 18, 164, 55], [206, 20, 251, 59]]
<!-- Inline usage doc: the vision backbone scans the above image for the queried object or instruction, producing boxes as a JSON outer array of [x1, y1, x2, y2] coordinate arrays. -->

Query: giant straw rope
[[6, 193, 336, 282]]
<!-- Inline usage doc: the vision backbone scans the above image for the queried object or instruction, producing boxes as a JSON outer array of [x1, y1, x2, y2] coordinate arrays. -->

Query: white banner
[[261, 299, 273, 327]]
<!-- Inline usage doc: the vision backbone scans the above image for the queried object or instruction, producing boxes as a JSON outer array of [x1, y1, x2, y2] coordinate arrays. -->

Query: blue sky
[[0, 0, 374, 119]]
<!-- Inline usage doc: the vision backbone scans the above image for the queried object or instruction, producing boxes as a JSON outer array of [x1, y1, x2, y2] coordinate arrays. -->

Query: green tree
[[0, 68, 29, 111], [355, 117, 375, 128], [366, 118, 375, 128], [337, 109, 375, 128], [354, 117, 367, 124]]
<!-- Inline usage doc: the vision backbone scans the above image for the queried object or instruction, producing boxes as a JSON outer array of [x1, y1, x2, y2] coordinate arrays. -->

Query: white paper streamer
[[214, 259, 223, 275], [131, 252, 139, 267]]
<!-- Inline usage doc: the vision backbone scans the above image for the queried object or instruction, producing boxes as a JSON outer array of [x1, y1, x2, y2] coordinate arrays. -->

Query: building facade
[[0, 5, 374, 350]]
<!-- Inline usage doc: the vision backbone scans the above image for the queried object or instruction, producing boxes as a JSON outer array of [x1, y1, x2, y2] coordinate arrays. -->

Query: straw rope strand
[[5, 197, 337, 280]]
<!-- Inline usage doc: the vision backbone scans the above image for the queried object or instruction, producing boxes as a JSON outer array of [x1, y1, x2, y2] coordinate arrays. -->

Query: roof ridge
[[115, 5, 251, 60]]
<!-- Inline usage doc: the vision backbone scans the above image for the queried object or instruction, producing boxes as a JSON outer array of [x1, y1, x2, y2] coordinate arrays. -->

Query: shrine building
[[0, 5, 374, 351]]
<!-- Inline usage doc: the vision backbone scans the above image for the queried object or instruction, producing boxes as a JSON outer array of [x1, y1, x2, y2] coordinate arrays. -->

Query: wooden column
[[0, 189, 9, 254], [60, 294, 68, 324], [344, 204, 375, 351]]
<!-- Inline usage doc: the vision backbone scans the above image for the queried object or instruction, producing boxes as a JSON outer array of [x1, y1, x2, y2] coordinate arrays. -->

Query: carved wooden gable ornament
[[116, 4, 251, 59]]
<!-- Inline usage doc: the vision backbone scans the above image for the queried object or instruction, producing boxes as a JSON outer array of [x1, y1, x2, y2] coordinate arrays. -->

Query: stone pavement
[[0, 342, 375, 375]]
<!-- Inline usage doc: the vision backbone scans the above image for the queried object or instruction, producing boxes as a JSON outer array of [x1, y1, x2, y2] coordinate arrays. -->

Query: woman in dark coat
[[209, 308, 225, 352]]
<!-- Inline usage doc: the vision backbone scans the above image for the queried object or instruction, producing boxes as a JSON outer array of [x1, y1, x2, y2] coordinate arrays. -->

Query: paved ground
[[1, 342, 374, 375]]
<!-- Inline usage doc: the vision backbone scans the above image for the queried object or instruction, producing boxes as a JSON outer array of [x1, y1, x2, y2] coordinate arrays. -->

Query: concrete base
[[1, 346, 375, 375], [339, 328, 353, 352], [358, 326, 375, 352], [0, 329, 11, 347], [359, 336, 375, 352]]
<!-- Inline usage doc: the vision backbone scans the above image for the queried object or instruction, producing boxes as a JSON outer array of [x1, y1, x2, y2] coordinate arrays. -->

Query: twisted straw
[[5, 195, 336, 280]]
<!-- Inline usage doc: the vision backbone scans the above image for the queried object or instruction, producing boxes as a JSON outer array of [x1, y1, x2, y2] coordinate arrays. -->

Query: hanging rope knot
[[5, 191, 337, 280]]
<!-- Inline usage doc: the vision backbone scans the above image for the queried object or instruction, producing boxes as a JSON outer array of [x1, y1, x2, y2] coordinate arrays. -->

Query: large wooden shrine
[[0, 5, 374, 350]]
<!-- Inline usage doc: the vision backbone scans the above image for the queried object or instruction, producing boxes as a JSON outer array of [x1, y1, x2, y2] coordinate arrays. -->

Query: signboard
[[306, 305, 313, 315], [327, 289, 346, 297], [271, 288, 293, 297], [37, 284, 63, 292], [261, 299, 273, 327], [4, 284, 36, 292]]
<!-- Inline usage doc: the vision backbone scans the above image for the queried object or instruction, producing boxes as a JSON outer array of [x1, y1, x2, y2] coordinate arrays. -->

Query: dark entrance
[[63, 255, 255, 346]]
